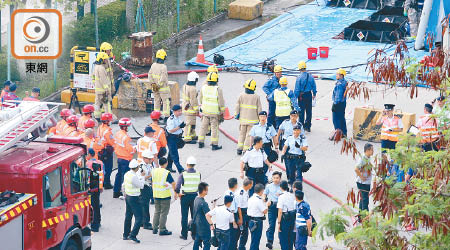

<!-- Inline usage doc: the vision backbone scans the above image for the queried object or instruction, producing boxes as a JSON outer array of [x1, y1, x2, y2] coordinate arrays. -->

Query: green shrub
[[64, 1, 128, 52]]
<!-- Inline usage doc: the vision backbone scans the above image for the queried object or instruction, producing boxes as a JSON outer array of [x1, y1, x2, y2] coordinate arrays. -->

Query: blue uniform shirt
[[295, 200, 311, 228], [262, 76, 281, 96], [285, 135, 307, 155], [263, 183, 282, 203], [267, 87, 300, 111], [166, 114, 183, 135], [332, 78, 347, 104], [279, 119, 306, 139], [250, 123, 277, 144], [294, 72, 317, 97]]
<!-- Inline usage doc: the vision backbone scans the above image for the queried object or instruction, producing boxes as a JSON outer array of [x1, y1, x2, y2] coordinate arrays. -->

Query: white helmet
[[129, 159, 140, 169], [186, 156, 197, 165], [187, 71, 199, 82], [142, 150, 154, 159]]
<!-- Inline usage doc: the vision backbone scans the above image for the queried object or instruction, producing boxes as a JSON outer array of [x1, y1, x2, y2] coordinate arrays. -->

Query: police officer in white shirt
[[224, 178, 239, 250], [240, 136, 273, 196], [235, 178, 254, 250], [247, 184, 268, 250], [166, 104, 186, 173], [206, 195, 238, 250], [281, 124, 308, 185], [139, 150, 155, 230], [276, 180, 296, 250]]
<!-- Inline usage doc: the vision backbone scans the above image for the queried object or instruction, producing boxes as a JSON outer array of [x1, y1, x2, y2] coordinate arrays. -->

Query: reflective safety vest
[[114, 130, 134, 161], [180, 171, 201, 193], [295, 201, 310, 228], [201, 85, 220, 115], [380, 116, 401, 142], [23, 97, 39, 101], [124, 171, 140, 196], [136, 136, 156, 160], [87, 158, 104, 190], [418, 115, 439, 143], [55, 120, 68, 135], [63, 126, 80, 137], [96, 124, 114, 149], [77, 115, 90, 132], [152, 168, 171, 198], [274, 89, 292, 117]]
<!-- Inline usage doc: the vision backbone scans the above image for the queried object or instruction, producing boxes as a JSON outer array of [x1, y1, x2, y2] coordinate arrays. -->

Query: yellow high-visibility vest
[[274, 89, 292, 117], [152, 168, 171, 198], [124, 171, 140, 196], [201, 85, 220, 115]]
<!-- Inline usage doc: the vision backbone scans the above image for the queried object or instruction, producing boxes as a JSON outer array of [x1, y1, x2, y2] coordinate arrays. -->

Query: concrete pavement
[[92, 71, 439, 250]]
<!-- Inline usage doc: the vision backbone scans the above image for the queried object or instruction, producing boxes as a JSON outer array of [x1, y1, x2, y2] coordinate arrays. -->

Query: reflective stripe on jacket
[[87, 158, 104, 190], [124, 171, 140, 196], [152, 168, 171, 198], [201, 85, 220, 115], [235, 92, 262, 125], [380, 116, 401, 142], [418, 114, 439, 143], [180, 172, 201, 193], [113, 130, 134, 160], [274, 89, 292, 117]]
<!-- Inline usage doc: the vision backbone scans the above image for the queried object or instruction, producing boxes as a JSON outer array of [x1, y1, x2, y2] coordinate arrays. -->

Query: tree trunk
[[126, 0, 135, 33]]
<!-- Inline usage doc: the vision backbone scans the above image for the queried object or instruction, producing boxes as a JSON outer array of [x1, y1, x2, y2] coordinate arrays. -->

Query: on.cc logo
[[23, 16, 51, 44]]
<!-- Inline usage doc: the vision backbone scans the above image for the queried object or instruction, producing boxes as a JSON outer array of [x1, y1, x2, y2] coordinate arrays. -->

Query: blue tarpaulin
[[186, 4, 428, 82]]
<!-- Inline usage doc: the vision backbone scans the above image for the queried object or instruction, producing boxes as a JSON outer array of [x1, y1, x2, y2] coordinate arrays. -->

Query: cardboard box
[[353, 106, 416, 142], [229, 0, 263, 21]]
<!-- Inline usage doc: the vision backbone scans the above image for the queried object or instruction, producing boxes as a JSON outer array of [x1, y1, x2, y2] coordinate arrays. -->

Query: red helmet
[[100, 113, 113, 122], [82, 104, 95, 114], [67, 115, 79, 125], [119, 118, 132, 127], [84, 119, 96, 129], [150, 110, 161, 120], [60, 108, 72, 118]]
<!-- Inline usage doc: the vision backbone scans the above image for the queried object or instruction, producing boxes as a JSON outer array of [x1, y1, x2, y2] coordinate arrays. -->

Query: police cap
[[384, 104, 395, 111], [258, 111, 267, 116], [172, 104, 182, 111]]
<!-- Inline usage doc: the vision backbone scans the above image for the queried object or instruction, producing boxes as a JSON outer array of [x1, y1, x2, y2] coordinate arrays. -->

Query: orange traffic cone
[[195, 35, 212, 65], [223, 107, 234, 120]]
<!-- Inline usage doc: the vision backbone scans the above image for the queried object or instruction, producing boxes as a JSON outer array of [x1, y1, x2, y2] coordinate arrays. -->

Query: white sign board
[[73, 50, 98, 89]]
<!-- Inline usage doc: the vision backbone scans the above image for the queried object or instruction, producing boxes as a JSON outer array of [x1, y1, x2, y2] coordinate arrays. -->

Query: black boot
[[237, 149, 243, 155], [212, 145, 222, 151], [199, 142, 204, 148]]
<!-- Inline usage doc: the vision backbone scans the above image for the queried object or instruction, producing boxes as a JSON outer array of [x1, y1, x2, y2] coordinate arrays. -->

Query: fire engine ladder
[[0, 102, 62, 154]]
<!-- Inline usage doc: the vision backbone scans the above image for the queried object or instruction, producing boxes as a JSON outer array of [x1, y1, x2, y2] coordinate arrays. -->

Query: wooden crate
[[228, 0, 263, 21], [353, 107, 416, 142]]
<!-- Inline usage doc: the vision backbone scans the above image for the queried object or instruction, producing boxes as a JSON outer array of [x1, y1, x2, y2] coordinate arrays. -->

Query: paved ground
[[93, 71, 439, 250]]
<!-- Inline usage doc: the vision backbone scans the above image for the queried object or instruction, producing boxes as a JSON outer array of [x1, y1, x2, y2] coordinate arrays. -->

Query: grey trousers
[[153, 198, 171, 231]]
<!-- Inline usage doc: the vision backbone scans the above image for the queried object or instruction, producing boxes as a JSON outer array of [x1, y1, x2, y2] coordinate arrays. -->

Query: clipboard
[[408, 125, 419, 136]]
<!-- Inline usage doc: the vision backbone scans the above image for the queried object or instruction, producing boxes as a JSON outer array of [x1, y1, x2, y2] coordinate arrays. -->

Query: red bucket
[[319, 46, 329, 58], [307, 47, 318, 60]]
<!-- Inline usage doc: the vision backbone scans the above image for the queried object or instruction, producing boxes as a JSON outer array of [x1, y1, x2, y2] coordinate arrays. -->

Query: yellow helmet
[[100, 42, 113, 52], [274, 65, 282, 73], [207, 65, 219, 73], [244, 79, 257, 91], [96, 52, 109, 63], [336, 68, 347, 76], [156, 49, 167, 60], [298, 61, 307, 70], [207, 72, 219, 82], [279, 76, 288, 85]]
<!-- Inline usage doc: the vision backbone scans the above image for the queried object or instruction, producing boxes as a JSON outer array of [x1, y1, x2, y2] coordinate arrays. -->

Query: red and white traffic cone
[[195, 35, 212, 65]]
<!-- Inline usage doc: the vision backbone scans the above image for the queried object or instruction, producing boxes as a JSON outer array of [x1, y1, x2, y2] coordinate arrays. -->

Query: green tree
[[315, 42, 450, 250]]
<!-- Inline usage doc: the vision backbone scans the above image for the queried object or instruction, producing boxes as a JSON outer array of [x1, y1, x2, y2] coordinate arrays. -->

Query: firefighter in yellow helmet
[[100, 42, 114, 92], [235, 79, 262, 155], [263, 65, 283, 126], [198, 72, 225, 150], [93, 52, 113, 118], [268, 76, 300, 128], [148, 49, 170, 120]]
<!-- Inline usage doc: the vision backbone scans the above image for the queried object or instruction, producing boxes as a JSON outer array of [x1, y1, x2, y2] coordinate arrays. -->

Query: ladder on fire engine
[[0, 101, 63, 154]]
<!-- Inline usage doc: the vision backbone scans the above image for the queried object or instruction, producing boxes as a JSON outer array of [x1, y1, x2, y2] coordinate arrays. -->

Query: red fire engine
[[0, 101, 94, 250]]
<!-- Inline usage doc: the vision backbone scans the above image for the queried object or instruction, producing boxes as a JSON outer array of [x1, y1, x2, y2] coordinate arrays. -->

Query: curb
[[218, 127, 356, 224]]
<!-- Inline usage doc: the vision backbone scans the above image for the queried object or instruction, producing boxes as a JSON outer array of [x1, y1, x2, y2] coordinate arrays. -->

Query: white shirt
[[207, 205, 234, 230], [241, 148, 267, 169], [355, 155, 372, 185], [223, 189, 238, 213], [138, 161, 154, 186], [247, 194, 267, 217], [166, 114, 183, 135], [277, 191, 296, 212], [137, 136, 158, 155], [235, 188, 249, 209]]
